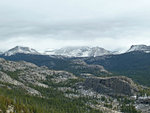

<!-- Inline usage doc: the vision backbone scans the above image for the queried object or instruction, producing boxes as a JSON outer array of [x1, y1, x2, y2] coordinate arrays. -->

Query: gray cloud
[[0, 0, 150, 52]]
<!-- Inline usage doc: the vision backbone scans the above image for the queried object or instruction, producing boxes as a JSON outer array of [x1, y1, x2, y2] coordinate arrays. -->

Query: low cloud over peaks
[[0, 0, 150, 52]]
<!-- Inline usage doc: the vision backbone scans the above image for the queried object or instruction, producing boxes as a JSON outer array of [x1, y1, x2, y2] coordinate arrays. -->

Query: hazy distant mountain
[[44, 46, 113, 57], [4, 46, 40, 56], [127, 44, 150, 53]]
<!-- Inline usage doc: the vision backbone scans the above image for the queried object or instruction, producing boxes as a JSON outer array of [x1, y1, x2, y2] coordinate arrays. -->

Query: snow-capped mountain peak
[[44, 46, 113, 57], [127, 44, 150, 53], [4, 46, 40, 56]]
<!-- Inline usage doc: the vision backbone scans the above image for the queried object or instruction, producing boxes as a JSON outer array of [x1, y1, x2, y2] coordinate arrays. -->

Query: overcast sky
[[0, 0, 150, 52]]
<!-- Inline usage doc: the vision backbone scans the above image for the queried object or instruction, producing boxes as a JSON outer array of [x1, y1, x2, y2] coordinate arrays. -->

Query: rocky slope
[[0, 53, 111, 77], [83, 76, 139, 96], [0, 58, 147, 113], [0, 58, 77, 95]]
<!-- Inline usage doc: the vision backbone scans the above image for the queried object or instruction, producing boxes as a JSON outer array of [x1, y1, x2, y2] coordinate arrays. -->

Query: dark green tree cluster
[[121, 104, 141, 113], [0, 85, 102, 113]]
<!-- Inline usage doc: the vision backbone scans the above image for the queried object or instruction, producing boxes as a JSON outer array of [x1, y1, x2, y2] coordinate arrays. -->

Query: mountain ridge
[[3, 46, 40, 56], [44, 46, 114, 57], [127, 44, 150, 53], [3, 44, 150, 57]]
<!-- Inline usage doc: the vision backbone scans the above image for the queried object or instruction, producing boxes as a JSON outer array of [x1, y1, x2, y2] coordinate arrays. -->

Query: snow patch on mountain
[[4, 46, 40, 56], [44, 46, 113, 57], [127, 45, 150, 53]]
